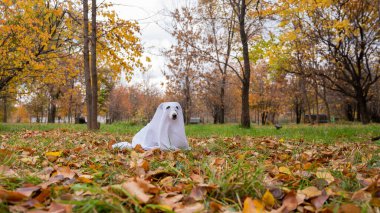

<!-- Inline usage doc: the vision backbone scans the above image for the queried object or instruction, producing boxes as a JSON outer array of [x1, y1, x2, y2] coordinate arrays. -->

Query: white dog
[[112, 102, 190, 151]]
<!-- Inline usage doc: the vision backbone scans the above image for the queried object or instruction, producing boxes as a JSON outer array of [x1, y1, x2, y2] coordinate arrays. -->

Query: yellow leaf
[[243, 197, 264, 213], [279, 166, 292, 175], [262, 189, 275, 208], [316, 171, 334, 184], [45, 151, 62, 157]]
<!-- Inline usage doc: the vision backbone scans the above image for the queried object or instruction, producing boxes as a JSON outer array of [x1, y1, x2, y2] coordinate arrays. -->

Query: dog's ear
[[158, 103, 164, 110]]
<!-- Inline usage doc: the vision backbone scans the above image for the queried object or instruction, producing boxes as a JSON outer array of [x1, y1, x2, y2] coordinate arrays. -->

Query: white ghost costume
[[112, 102, 190, 151]]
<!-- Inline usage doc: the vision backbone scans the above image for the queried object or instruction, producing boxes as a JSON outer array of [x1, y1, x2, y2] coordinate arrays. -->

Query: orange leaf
[[243, 197, 265, 213], [0, 189, 27, 202]]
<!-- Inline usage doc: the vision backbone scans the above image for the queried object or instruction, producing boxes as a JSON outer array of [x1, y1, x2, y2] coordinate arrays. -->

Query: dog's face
[[162, 103, 181, 120]]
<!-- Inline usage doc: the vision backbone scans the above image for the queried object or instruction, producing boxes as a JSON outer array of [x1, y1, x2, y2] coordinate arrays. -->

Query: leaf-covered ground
[[0, 129, 379, 212]]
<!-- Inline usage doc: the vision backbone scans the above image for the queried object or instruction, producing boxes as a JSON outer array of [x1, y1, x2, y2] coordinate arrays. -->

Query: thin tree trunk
[[314, 84, 319, 124], [90, 0, 99, 129], [239, 1, 251, 128], [83, 0, 92, 129], [219, 75, 226, 124], [300, 78, 312, 123]]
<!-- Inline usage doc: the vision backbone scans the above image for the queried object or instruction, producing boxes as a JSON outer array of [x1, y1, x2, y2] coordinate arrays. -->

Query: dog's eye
[[176, 106, 179, 109], [166, 106, 170, 109]]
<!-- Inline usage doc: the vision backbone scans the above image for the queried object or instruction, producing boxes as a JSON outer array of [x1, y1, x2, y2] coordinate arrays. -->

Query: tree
[[276, 0, 380, 124], [164, 7, 202, 124], [227, 0, 251, 127]]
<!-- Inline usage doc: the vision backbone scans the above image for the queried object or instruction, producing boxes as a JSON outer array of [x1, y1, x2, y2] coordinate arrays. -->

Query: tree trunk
[[300, 78, 313, 123], [356, 95, 370, 124], [345, 103, 354, 121], [314, 85, 319, 124], [90, 0, 99, 129], [2, 96, 7, 123], [184, 76, 191, 124], [239, 2, 251, 128], [83, 0, 92, 129], [47, 103, 56, 123], [219, 74, 226, 124]]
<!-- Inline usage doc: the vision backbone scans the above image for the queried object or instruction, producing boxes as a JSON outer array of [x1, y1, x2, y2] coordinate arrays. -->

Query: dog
[[112, 102, 190, 150]]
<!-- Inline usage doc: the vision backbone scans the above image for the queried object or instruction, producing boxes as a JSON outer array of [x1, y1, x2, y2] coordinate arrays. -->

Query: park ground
[[0, 123, 379, 212]]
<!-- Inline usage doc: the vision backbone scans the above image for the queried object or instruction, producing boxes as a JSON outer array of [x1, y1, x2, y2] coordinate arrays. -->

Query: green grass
[[1, 122, 379, 144]]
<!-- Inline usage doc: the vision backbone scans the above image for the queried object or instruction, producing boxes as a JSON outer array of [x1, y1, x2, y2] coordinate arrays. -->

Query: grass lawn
[[1, 122, 380, 143], [0, 123, 379, 212]]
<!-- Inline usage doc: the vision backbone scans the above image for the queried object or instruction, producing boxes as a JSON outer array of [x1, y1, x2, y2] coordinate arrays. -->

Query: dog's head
[[161, 102, 182, 121]]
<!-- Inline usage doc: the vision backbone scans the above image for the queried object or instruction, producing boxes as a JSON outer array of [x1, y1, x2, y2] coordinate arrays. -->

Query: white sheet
[[112, 102, 190, 151]]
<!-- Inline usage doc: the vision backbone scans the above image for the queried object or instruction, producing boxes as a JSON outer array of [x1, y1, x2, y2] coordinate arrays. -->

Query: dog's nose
[[172, 114, 177, 120]]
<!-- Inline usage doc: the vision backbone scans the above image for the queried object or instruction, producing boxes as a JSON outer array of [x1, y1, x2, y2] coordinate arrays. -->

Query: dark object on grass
[[371, 136, 380, 141], [275, 124, 282, 130], [189, 117, 202, 124], [75, 117, 87, 124]]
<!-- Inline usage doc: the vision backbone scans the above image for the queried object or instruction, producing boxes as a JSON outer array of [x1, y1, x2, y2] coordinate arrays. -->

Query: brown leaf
[[56, 166, 76, 179], [34, 188, 51, 203], [338, 203, 361, 213], [274, 191, 298, 213], [38, 175, 65, 189], [190, 173, 204, 183], [0, 165, 18, 177], [351, 190, 371, 202], [49, 202, 73, 213], [121, 178, 157, 204], [15, 186, 41, 197], [209, 201, 223, 213], [311, 191, 329, 209], [159, 193, 184, 206], [0, 189, 27, 202], [175, 202, 204, 213], [137, 159, 149, 172], [189, 186, 207, 201], [134, 144, 145, 153]]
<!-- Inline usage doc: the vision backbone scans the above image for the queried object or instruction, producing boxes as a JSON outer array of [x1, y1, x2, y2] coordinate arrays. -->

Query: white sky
[[108, 0, 188, 90]]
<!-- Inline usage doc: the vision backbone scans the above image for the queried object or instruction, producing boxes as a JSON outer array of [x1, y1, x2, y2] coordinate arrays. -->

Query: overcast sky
[[107, 0, 188, 90]]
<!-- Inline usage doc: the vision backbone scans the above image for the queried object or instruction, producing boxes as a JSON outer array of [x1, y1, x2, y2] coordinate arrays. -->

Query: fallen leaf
[[122, 179, 153, 204], [316, 171, 334, 184], [351, 190, 372, 202], [243, 197, 264, 213], [276, 191, 298, 213], [190, 173, 204, 183], [56, 166, 76, 179], [338, 203, 361, 213], [134, 144, 145, 153], [159, 193, 184, 206], [175, 202, 204, 213], [15, 186, 41, 197], [262, 189, 275, 208], [299, 186, 322, 199], [311, 192, 329, 209], [45, 151, 62, 157], [279, 166, 292, 175], [49, 202, 73, 213], [0, 189, 27, 202], [189, 186, 207, 201], [39, 175, 65, 189]]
